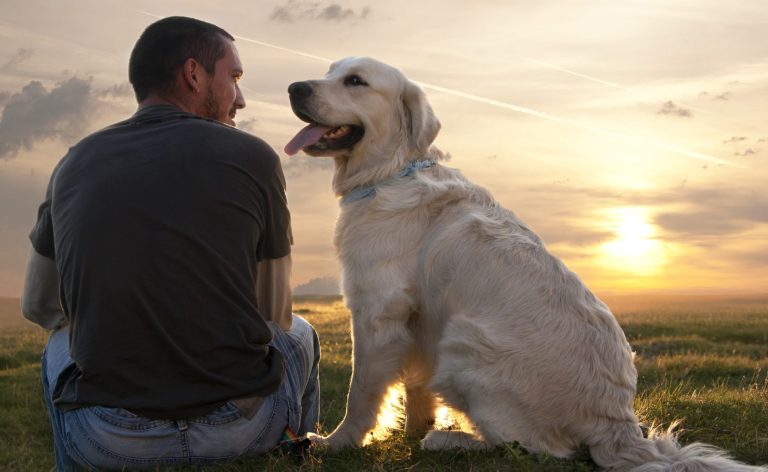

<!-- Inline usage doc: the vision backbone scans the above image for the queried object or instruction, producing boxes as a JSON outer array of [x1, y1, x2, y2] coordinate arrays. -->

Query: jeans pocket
[[191, 401, 244, 426], [91, 406, 173, 430], [67, 407, 183, 470]]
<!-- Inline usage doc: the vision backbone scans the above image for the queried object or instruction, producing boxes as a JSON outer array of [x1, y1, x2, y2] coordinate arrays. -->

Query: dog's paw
[[307, 431, 361, 451], [306, 432, 329, 449], [421, 430, 491, 450]]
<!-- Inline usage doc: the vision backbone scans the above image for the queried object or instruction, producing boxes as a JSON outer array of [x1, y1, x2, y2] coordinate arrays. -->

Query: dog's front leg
[[403, 349, 436, 437], [317, 299, 414, 449]]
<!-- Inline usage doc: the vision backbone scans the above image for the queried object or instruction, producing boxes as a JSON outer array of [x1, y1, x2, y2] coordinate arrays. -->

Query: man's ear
[[401, 80, 441, 156], [181, 58, 203, 93]]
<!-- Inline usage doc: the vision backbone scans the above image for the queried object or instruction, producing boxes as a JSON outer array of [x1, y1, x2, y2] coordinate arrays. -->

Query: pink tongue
[[284, 124, 334, 156]]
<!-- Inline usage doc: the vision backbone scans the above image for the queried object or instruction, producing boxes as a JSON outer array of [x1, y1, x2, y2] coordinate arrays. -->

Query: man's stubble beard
[[203, 84, 235, 126]]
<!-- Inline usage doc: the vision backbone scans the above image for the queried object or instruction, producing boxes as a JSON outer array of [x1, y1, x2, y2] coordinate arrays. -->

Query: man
[[21, 16, 319, 470]]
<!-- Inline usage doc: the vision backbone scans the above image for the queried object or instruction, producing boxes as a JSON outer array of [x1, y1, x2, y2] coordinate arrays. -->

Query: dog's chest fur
[[332, 162, 503, 310], [334, 185, 428, 300]]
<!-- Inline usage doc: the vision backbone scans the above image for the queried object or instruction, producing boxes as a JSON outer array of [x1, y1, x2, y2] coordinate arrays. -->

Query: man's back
[[44, 104, 291, 418]]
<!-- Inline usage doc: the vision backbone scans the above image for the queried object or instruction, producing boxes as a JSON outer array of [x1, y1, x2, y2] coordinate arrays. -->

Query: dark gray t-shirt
[[30, 105, 292, 419]]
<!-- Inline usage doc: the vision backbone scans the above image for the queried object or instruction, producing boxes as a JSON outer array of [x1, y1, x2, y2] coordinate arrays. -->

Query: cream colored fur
[[295, 57, 765, 471]]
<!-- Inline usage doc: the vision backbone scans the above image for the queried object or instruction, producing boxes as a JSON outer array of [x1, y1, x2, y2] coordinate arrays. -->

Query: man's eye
[[344, 75, 368, 87]]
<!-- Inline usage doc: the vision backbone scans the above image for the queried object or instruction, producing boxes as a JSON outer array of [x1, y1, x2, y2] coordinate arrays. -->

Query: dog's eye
[[344, 75, 368, 87]]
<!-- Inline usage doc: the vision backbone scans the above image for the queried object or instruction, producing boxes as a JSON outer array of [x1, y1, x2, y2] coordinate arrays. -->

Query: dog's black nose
[[288, 81, 313, 98]]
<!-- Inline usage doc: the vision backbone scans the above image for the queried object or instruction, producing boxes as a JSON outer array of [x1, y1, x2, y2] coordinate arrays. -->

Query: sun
[[597, 207, 667, 276]]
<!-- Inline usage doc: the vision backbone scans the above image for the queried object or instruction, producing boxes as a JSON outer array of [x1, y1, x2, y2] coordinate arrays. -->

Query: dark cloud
[[293, 276, 340, 295], [722, 136, 747, 144], [520, 184, 768, 242], [270, 7, 293, 22], [656, 100, 692, 118], [653, 188, 768, 236], [319, 4, 370, 21], [1, 48, 34, 71], [0, 77, 93, 159], [97, 82, 134, 99], [270, 1, 371, 23], [734, 148, 760, 157], [0, 77, 138, 160]]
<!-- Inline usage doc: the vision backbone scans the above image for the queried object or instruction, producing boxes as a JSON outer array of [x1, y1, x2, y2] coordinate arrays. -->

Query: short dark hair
[[129, 16, 235, 102]]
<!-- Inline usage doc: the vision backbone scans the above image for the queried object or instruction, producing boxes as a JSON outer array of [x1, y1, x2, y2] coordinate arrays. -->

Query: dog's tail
[[588, 421, 766, 472]]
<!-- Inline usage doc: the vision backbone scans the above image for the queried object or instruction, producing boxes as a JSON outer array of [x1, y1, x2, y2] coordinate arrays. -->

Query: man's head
[[129, 16, 245, 125]]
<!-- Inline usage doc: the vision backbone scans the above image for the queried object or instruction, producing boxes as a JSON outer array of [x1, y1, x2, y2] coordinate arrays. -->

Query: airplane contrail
[[414, 82, 740, 168], [520, 56, 643, 96], [518, 55, 712, 115], [133, 10, 741, 168], [234, 35, 332, 63]]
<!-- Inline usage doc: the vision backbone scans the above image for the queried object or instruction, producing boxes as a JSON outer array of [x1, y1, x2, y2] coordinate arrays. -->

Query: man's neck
[[138, 95, 192, 114]]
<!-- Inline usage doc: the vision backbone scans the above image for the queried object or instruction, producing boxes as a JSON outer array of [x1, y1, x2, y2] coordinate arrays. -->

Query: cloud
[[97, 82, 134, 99], [293, 276, 340, 295], [270, 1, 371, 23], [0, 171, 50, 296], [697, 91, 733, 101], [722, 136, 747, 144], [281, 155, 334, 178], [656, 100, 692, 118], [734, 148, 760, 157], [653, 188, 768, 236], [1, 48, 34, 71], [319, 4, 370, 21], [236, 117, 259, 134], [0, 77, 138, 160], [534, 223, 613, 247], [0, 77, 93, 159], [520, 184, 768, 242]]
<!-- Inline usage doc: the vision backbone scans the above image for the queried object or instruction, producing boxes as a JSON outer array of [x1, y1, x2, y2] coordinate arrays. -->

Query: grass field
[[1, 294, 767, 471]]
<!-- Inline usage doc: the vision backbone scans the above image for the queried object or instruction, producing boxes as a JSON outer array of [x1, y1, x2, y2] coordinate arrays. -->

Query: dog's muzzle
[[288, 81, 313, 99], [288, 81, 315, 123]]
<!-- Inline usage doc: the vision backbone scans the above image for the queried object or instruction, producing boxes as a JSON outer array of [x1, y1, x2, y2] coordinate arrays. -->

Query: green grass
[[1, 295, 767, 470]]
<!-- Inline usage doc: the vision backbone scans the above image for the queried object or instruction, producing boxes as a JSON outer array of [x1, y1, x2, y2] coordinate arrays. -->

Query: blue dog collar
[[340, 159, 436, 206]]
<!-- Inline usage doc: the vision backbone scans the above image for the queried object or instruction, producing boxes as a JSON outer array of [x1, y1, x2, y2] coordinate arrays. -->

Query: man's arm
[[21, 248, 67, 330], [255, 254, 293, 330]]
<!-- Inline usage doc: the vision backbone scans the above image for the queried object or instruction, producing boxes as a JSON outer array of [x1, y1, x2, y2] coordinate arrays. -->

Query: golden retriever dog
[[284, 57, 765, 471]]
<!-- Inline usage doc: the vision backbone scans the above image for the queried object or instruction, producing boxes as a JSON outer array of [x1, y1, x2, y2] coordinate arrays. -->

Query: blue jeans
[[42, 314, 320, 471]]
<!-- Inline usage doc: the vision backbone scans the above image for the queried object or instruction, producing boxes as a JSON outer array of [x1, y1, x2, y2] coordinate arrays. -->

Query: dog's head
[[285, 57, 441, 191]]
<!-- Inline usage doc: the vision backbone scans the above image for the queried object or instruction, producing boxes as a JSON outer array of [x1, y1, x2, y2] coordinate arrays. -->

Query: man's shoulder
[[64, 110, 282, 174], [196, 122, 281, 165]]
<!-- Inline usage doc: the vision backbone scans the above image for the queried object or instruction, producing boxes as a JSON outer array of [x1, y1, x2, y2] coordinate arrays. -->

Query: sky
[[0, 0, 766, 298]]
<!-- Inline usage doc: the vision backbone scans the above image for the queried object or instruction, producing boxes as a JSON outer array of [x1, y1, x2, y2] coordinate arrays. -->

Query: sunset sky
[[1, 0, 766, 298]]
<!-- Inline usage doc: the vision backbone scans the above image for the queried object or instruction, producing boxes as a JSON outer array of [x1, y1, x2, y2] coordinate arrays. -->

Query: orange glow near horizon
[[596, 207, 668, 278]]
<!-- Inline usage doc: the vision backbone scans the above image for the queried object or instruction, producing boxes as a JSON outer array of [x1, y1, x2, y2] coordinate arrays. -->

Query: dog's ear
[[401, 80, 441, 156]]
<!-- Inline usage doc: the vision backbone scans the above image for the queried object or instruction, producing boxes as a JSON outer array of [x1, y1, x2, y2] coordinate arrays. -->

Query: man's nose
[[235, 84, 246, 109]]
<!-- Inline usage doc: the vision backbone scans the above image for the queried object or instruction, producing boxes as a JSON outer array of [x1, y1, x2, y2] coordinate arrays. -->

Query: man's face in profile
[[201, 38, 246, 126]]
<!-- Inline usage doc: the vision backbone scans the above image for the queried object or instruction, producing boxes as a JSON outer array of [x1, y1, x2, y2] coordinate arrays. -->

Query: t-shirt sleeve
[[257, 155, 293, 261], [29, 172, 56, 260]]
